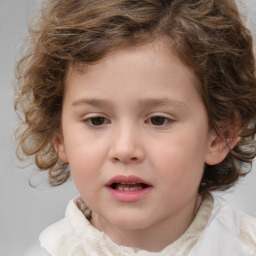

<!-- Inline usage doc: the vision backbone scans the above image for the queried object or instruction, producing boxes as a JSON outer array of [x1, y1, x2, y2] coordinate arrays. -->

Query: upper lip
[[105, 175, 152, 187]]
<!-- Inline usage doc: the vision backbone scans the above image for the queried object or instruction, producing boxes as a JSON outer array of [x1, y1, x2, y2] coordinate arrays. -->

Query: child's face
[[56, 41, 218, 238]]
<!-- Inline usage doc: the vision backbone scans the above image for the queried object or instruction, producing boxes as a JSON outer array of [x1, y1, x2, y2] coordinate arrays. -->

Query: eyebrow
[[72, 98, 113, 107], [137, 98, 188, 111], [71, 97, 188, 111]]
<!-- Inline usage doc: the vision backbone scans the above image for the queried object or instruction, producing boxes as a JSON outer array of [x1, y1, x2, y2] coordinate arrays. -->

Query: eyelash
[[82, 114, 173, 128], [146, 115, 172, 127], [83, 116, 110, 127]]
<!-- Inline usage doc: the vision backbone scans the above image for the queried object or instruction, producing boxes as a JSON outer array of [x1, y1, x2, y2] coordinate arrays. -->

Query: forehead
[[66, 41, 199, 89], [63, 40, 207, 124], [64, 41, 201, 106]]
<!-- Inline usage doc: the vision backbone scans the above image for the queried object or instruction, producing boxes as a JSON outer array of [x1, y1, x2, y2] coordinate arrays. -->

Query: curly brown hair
[[15, 0, 256, 192]]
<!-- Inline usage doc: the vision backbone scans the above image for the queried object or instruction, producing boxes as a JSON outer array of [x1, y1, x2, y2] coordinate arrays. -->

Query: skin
[[54, 41, 237, 252]]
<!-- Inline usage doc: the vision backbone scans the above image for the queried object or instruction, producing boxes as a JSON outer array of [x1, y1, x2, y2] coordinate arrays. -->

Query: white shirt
[[25, 193, 256, 256]]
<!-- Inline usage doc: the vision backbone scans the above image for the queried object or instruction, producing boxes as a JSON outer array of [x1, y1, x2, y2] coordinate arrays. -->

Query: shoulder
[[39, 218, 72, 252], [39, 197, 136, 255], [39, 196, 96, 255], [189, 194, 252, 256], [241, 213, 256, 256], [39, 197, 84, 255]]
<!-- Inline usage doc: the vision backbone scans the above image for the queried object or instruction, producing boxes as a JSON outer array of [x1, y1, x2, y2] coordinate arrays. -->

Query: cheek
[[63, 130, 111, 188], [69, 150, 102, 204], [66, 142, 103, 184], [150, 132, 207, 186], [65, 132, 106, 165], [154, 133, 206, 164]]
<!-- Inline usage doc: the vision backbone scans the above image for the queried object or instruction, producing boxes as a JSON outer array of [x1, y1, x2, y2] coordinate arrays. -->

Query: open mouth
[[106, 175, 152, 201], [110, 182, 149, 191], [106, 175, 152, 192]]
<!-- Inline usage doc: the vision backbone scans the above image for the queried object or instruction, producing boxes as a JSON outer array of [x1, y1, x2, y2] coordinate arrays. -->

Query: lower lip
[[106, 186, 152, 202]]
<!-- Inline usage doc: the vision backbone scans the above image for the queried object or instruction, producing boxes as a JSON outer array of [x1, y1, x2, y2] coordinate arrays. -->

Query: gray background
[[0, 0, 255, 255]]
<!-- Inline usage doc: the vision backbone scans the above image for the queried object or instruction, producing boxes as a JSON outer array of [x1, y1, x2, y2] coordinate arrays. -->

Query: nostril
[[108, 144, 144, 163], [112, 157, 120, 162]]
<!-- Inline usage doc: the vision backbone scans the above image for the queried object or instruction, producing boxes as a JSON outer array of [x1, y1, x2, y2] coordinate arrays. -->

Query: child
[[15, 0, 256, 255]]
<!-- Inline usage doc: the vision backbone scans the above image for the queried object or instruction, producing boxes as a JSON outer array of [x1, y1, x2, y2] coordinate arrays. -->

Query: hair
[[15, 0, 256, 192]]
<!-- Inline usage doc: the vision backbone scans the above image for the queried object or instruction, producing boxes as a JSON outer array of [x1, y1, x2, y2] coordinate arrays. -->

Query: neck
[[91, 194, 202, 252]]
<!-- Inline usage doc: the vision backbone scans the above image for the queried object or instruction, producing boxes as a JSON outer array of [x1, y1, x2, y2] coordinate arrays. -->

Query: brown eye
[[149, 116, 171, 126], [88, 117, 107, 126]]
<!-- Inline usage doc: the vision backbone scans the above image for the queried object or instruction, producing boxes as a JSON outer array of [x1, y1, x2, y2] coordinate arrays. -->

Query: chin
[[110, 214, 152, 230]]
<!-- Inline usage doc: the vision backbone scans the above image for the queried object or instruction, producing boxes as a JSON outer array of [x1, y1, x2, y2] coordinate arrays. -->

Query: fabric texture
[[38, 193, 256, 256]]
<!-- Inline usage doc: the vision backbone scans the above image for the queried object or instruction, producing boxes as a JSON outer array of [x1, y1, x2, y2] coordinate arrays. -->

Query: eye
[[147, 116, 172, 126], [84, 116, 109, 127]]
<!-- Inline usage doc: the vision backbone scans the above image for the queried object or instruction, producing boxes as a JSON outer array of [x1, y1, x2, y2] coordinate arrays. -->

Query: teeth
[[115, 183, 144, 191], [129, 186, 140, 191], [120, 182, 136, 185], [116, 186, 141, 191]]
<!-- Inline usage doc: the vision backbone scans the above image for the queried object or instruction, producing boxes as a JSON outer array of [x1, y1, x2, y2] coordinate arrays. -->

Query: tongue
[[115, 183, 144, 191]]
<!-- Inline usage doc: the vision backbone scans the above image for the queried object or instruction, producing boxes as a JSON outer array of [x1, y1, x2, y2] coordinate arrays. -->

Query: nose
[[108, 125, 144, 164]]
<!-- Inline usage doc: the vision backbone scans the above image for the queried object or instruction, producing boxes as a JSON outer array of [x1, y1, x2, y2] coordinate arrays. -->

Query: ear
[[52, 133, 69, 163], [205, 129, 240, 166]]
